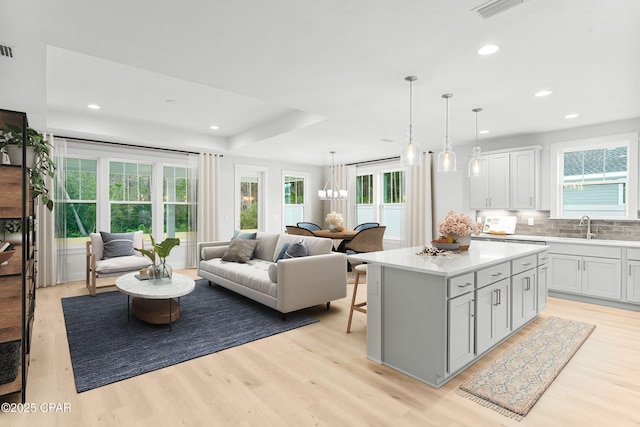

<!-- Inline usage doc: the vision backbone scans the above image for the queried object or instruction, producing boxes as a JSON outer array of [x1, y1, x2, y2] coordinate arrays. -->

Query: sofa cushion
[[222, 239, 258, 263], [253, 232, 280, 261], [199, 258, 277, 297], [100, 231, 136, 259], [285, 239, 308, 258], [273, 234, 333, 261], [201, 245, 228, 260], [268, 263, 278, 283]]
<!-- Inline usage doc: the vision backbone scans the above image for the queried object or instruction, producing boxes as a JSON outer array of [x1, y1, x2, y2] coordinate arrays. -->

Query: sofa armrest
[[276, 252, 347, 313], [198, 240, 231, 261]]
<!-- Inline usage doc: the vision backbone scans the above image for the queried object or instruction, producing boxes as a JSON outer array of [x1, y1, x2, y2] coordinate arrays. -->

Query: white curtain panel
[[406, 151, 433, 246], [197, 153, 220, 245], [37, 134, 60, 287]]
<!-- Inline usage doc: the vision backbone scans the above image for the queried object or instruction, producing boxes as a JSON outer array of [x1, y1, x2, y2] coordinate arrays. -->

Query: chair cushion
[[221, 239, 258, 263], [95, 255, 152, 275], [100, 231, 136, 259]]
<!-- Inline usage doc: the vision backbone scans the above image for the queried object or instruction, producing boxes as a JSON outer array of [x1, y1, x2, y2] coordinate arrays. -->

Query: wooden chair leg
[[347, 269, 366, 333]]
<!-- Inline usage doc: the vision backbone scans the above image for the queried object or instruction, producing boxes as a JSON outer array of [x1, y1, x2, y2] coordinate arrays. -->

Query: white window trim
[[550, 132, 639, 220], [281, 170, 310, 231]]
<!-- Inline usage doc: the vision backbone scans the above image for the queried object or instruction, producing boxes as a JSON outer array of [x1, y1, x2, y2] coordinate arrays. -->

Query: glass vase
[[147, 262, 172, 280]]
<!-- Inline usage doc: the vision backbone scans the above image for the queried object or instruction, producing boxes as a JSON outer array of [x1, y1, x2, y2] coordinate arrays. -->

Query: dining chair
[[286, 225, 317, 236], [297, 222, 322, 231], [354, 222, 379, 231]]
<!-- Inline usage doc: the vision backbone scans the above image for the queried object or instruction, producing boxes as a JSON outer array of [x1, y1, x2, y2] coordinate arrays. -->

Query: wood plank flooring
[[2, 271, 640, 426]]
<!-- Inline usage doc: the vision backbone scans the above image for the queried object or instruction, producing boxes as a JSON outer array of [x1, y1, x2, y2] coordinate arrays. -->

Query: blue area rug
[[62, 280, 318, 393]]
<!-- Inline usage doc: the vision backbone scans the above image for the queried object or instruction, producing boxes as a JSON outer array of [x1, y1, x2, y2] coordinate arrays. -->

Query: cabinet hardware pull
[[522, 262, 532, 266], [525, 276, 531, 291], [498, 288, 501, 305], [491, 272, 503, 277], [458, 283, 473, 288], [583, 260, 586, 270]]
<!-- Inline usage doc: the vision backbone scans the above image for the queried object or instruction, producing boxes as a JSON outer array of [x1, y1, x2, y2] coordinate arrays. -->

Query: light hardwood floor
[[2, 271, 640, 426]]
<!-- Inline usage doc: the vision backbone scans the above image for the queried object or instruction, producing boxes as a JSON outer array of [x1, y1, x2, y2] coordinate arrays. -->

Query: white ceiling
[[1, 0, 639, 166]]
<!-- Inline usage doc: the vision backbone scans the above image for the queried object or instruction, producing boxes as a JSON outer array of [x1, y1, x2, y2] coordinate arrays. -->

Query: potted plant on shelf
[[0, 124, 56, 211], [3, 220, 22, 245], [135, 234, 180, 279]]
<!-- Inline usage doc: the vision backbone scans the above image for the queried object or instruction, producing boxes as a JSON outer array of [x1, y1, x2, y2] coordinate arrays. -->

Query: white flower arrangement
[[437, 210, 481, 237], [325, 211, 344, 226]]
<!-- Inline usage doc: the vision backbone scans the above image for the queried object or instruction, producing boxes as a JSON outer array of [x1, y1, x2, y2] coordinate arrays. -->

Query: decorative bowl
[[0, 250, 16, 264], [431, 242, 460, 251]]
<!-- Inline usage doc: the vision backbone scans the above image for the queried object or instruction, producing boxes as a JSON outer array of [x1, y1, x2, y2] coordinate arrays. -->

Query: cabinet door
[[476, 278, 511, 355], [548, 254, 581, 293], [512, 269, 537, 330], [510, 150, 536, 209], [537, 264, 549, 309], [582, 256, 621, 300], [627, 260, 640, 304], [487, 154, 510, 209], [469, 173, 489, 209], [448, 292, 475, 374]]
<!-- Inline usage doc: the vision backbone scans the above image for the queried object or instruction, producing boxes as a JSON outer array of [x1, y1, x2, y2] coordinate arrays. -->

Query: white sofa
[[198, 232, 347, 318]]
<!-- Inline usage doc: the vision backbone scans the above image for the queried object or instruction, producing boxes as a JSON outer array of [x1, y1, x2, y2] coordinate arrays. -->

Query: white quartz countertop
[[473, 233, 640, 248], [348, 241, 548, 277]]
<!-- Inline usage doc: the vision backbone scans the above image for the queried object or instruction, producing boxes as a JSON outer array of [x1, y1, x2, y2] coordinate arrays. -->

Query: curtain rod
[[345, 151, 433, 166], [58, 135, 223, 156]]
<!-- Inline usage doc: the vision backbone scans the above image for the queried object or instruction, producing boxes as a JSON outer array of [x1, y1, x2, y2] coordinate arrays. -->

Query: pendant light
[[318, 151, 347, 200], [437, 93, 457, 173], [400, 76, 421, 167], [468, 108, 486, 177]]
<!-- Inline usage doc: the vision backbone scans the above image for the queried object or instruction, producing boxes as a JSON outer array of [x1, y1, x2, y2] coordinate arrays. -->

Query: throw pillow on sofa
[[221, 239, 258, 263], [275, 242, 290, 261], [285, 239, 308, 258]]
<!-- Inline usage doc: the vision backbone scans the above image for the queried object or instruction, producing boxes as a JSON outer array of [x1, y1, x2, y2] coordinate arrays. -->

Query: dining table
[[312, 229, 359, 252]]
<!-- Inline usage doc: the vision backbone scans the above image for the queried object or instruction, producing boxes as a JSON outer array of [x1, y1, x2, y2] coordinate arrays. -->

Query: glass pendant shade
[[468, 107, 486, 177], [437, 93, 456, 173], [400, 76, 421, 167]]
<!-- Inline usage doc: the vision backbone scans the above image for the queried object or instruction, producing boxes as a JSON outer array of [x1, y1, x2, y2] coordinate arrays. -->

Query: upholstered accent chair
[[85, 230, 152, 296], [296, 222, 322, 231]]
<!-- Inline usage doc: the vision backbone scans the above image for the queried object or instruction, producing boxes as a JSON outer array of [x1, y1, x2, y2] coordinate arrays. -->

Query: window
[[163, 166, 195, 239], [551, 133, 638, 219], [54, 158, 97, 243], [109, 161, 153, 233], [355, 166, 406, 239], [283, 173, 308, 228]]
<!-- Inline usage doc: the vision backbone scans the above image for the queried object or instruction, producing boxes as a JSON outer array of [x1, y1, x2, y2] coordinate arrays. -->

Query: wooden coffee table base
[[131, 297, 180, 324]]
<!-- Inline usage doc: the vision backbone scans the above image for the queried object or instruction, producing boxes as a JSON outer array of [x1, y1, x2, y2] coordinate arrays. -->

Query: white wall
[[431, 117, 640, 232]]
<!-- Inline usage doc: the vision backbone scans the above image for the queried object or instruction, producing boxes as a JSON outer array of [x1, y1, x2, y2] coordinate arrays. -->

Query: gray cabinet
[[512, 269, 537, 329], [537, 251, 549, 309], [448, 291, 475, 373], [475, 278, 510, 355]]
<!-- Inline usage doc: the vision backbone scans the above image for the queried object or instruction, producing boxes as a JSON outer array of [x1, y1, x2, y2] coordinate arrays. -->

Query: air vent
[[0, 44, 15, 58], [472, 0, 525, 19]]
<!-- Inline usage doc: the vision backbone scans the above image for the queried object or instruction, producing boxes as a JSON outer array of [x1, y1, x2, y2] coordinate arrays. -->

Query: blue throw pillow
[[285, 239, 308, 259], [276, 242, 290, 261], [100, 231, 135, 259], [232, 230, 257, 240]]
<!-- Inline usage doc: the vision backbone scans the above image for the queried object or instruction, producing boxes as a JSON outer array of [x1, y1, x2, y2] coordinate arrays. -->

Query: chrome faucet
[[579, 215, 596, 239]]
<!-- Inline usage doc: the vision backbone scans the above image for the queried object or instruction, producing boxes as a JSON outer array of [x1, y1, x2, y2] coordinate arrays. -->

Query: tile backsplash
[[476, 210, 640, 241]]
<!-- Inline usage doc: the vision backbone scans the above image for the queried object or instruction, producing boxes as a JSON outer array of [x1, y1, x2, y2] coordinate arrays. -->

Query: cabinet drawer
[[512, 254, 537, 275], [538, 251, 549, 266], [627, 248, 640, 261], [548, 243, 621, 258], [477, 262, 510, 288], [448, 272, 475, 298]]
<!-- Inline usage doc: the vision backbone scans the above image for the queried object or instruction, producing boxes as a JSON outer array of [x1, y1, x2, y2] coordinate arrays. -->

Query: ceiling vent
[[472, 0, 526, 19], [0, 44, 15, 58]]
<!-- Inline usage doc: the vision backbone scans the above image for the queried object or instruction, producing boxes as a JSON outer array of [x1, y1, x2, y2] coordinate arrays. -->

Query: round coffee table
[[116, 272, 195, 328]]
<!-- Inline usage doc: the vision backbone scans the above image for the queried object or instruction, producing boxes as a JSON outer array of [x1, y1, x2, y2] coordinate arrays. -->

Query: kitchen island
[[348, 240, 549, 388]]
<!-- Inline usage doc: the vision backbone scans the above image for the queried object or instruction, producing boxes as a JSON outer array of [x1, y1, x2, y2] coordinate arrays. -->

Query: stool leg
[[347, 271, 361, 333]]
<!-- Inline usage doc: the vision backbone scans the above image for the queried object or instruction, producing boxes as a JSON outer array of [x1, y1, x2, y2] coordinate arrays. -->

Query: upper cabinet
[[469, 147, 541, 210]]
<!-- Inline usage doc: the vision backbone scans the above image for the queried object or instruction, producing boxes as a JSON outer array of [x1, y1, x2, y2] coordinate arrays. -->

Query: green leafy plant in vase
[[135, 234, 180, 280]]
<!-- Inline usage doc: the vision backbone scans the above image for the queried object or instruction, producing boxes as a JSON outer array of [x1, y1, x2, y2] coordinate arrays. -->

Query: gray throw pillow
[[284, 239, 308, 259], [100, 231, 135, 259], [221, 239, 258, 263]]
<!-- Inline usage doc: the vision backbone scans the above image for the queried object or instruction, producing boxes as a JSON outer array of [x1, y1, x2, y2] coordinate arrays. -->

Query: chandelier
[[318, 151, 347, 200]]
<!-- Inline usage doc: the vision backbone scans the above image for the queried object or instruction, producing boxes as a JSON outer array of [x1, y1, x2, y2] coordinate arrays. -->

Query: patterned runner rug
[[457, 316, 595, 420]]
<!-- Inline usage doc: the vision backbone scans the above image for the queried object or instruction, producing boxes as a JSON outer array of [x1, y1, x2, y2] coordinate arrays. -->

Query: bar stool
[[347, 264, 367, 333]]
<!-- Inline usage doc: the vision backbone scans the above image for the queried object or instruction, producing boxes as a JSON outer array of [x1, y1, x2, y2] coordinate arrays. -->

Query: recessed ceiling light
[[477, 44, 500, 55], [87, 104, 101, 110], [210, 125, 219, 130], [534, 90, 553, 97], [479, 130, 490, 134], [565, 114, 579, 119], [165, 99, 176, 103]]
